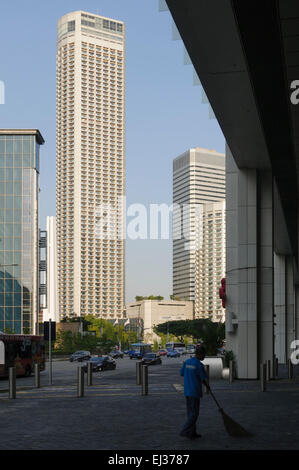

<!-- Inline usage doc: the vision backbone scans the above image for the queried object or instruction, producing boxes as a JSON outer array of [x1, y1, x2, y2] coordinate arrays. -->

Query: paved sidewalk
[[0, 362, 298, 450]]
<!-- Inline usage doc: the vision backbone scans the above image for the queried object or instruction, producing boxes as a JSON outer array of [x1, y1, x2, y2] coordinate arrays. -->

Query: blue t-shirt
[[180, 357, 207, 398]]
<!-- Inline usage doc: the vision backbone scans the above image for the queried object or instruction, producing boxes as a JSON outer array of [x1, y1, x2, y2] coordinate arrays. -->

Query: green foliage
[[223, 350, 235, 367], [135, 295, 164, 301], [54, 330, 98, 354], [54, 316, 139, 354], [170, 294, 181, 301], [153, 319, 225, 356], [83, 315, 138, 351]]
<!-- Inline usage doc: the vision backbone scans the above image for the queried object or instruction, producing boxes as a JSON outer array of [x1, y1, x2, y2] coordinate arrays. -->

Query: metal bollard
[[288, 359, 293, 379], [141, 365, 148, 396], [77, 366, 84, 398], [136, 361, 142, 385], [35, 363, 40, 388], [87, 362, 93, 386], [275, 357, 279, 377], [273, 355, 277, 379], [229, 360, 233, 384], [9, 367, 16, 399], [266, 360, 271, 381], [204, 365, 210, 394], [260, 363, 266, 392]]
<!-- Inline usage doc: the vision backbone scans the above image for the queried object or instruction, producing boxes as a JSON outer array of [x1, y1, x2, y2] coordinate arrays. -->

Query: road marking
[[173, 384, 184, 393], [172, 384, 299, 394], [0, 391, 179, 400]]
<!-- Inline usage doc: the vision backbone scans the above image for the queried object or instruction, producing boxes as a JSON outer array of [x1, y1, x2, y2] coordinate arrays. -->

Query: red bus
[[0, 333, 45, 378]]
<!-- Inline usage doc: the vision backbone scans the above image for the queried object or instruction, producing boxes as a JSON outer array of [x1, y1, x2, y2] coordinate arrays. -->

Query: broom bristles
[[219, 408, 254, 437]]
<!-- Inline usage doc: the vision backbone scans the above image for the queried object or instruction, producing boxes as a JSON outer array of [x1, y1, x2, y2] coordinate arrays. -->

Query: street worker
[[179, 345, 209, 439]]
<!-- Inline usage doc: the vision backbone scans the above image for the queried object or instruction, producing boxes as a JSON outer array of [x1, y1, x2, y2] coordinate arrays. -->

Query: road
[[0, 354, 186, 392]]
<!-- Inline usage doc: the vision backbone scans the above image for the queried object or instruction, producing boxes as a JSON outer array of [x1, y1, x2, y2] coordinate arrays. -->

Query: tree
[[153, 319, 225, 355], [83, 315, 138, 351], [170, 294, 181, 301], [154, 320, 188, 343], [54, 329, 98, 354], [135, 295, 164, 301]]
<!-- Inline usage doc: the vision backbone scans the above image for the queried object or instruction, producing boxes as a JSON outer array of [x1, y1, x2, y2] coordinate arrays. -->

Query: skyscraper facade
[[172, 147, 225, 318], [56, 11, 125, 319], [195, 201, 226, 322], [0, 129, 44, 334]]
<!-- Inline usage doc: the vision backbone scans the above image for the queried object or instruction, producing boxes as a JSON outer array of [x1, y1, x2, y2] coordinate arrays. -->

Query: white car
[[176, 347, 187, 355]]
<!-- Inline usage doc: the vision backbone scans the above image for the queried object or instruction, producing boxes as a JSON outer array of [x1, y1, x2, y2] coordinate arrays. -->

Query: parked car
[[110, 350, 124, 359], [129, 351, 143, 360], [175, 346, 187, 355], [69, 351, 91, 362], [157, 349, 168, 357], [187, 345, 196, 355], [141, 353, 162, 366], [82, 356, 116, 372], [123, 349, 134, 355], [167, 349, 181, 358]]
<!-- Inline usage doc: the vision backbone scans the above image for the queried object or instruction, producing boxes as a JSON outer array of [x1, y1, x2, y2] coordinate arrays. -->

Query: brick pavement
[[0, 361, 298, 450]]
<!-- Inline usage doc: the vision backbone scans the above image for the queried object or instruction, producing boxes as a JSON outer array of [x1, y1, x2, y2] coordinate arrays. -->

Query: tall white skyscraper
[[172, 148, 225, 319], [56, 11, 125, 319]]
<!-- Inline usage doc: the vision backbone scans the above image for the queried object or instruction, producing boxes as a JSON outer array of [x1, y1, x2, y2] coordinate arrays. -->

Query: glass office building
[[0, 130, 44, 334]]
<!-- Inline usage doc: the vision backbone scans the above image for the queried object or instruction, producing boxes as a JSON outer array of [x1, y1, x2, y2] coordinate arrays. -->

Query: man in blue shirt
[[180, 345, 209, 439]]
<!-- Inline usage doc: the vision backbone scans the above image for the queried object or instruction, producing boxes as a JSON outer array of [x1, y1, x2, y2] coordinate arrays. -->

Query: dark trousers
[[180, 396, 200, 437]]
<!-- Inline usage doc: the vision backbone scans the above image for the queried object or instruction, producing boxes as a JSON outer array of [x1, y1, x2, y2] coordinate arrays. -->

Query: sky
[[0, 0, 225, 303]]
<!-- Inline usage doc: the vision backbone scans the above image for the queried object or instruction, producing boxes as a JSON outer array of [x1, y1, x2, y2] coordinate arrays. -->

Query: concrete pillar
[[274, 253, 286, 363], [257, 171, 274, 370], [226, 145, 274, 379], [226, 145, 258, 378], [225, 146, 240, 372], [295, 285, 299, 348], [286, 257, 295, 360]]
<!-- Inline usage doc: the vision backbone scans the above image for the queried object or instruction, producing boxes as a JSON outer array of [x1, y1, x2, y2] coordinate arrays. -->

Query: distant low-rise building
[[125, 299, 194, 343]]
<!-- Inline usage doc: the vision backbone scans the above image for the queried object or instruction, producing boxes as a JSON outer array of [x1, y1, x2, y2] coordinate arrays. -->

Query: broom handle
[[206, 385, 222, 410]]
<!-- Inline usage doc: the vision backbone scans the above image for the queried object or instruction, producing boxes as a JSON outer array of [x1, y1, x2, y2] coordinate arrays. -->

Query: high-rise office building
[[0, 129, 44, 334], [56, 11, 125, 319], [172, 147, 225, 318], [195, 201, 226, 322]]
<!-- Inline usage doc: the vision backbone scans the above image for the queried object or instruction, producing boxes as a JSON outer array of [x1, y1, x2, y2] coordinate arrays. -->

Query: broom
[[207, 385, 254, 437]]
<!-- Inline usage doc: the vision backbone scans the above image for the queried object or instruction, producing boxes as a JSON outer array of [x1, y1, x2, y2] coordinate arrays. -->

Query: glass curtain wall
[[0, 135, 39, 334]]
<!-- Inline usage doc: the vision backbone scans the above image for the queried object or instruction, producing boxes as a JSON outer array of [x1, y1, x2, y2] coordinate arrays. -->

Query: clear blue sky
[[0, 0, 225, 303]]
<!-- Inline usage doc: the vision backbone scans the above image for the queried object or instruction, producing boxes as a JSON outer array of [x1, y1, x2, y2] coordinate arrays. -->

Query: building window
[[68, 21, 75, 32]]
